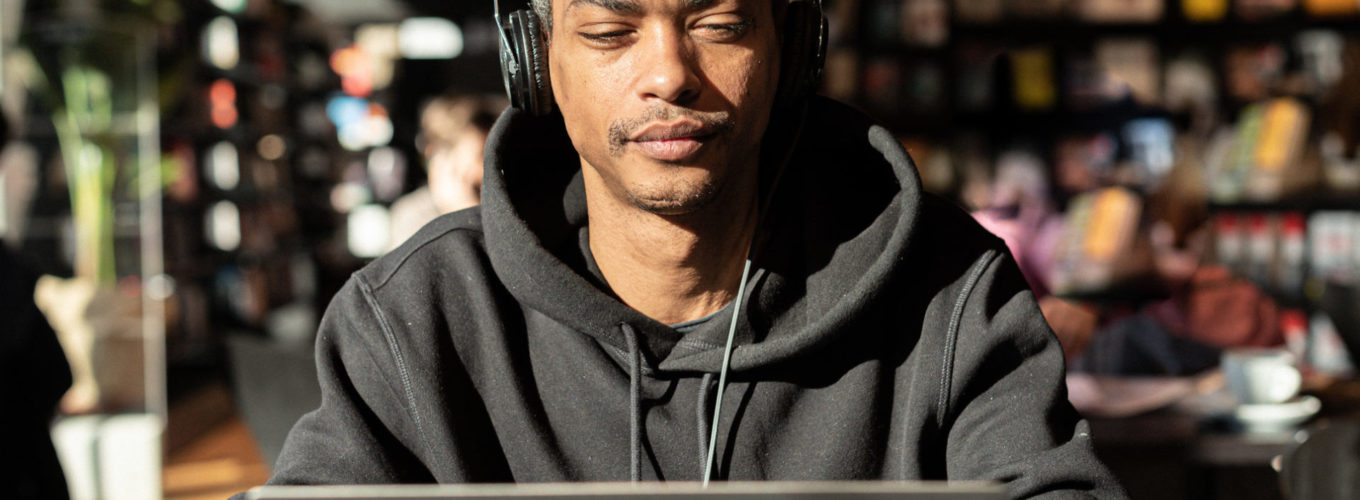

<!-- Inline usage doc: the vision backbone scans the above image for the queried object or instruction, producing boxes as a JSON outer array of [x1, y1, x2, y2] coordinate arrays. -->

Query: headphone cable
[[701, 102, 808, 486]]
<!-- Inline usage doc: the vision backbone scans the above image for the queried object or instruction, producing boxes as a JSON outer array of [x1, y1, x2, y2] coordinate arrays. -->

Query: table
[[1082, 377, 1360, 499]]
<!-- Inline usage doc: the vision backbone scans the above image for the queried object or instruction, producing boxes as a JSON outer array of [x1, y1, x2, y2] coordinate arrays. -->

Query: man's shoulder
[[358, 207, 490, 292], [917, 193, 1002, 245], [906, 192, 1012, 279]]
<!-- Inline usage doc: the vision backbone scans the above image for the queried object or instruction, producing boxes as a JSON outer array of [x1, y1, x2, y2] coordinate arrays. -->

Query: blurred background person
[[388, 93, 507, 251], [0, 106, 72, 500]]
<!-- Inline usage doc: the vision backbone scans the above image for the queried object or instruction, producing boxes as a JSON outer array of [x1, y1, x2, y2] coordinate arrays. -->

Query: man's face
[[548, 0, 780, 215]]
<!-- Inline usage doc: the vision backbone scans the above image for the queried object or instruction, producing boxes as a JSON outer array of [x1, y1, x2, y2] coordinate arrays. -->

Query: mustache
[[608, 106, 733, 155]]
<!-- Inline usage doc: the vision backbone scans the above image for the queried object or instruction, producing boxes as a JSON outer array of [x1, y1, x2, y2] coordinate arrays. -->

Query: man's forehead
[[561, 0, 735, 16]]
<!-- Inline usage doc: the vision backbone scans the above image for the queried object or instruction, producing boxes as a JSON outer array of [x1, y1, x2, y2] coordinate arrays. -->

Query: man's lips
[[629, 121, 716, 162]]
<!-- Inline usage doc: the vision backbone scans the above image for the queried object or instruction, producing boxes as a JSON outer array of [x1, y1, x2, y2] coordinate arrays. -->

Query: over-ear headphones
[[494, 0, 828, 117]]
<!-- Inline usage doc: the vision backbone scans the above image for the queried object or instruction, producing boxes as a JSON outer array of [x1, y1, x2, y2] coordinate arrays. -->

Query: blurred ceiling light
[[210, 0, 248, 14], [286, 0, 410, 25], [367, 146, 406, 201], [257, 134, 287, 161], [207, 141, 240, 190], [357, 23, 400, 59], [347, 204, 391, 258], [330, 44, 363, 75], [339, 112, 394, 151], [331, 45, 375, 96], [363, 105, 395, 148], [209, 79, 238, 128], [203, 16, 240, 70], [209, 78, 236, 102], [329, 182, 371, 213], [330, 100, 393, 151], [146, 274, 176, 302], [398, 17, 464, 60], [325, 95, 368, 129], [207, 201, 242, 252], [356, 24, 400, 90]]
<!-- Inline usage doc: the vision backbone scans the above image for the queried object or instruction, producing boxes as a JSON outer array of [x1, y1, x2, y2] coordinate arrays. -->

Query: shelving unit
[[836, 1, 1360, 146], [827, 1, 1360, 387]]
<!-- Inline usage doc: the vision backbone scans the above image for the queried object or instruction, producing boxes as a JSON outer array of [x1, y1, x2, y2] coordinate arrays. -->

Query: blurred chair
[[1278, 419, 1360, 499], [226, 334, 320, 469], [1318, 282, 1360, 368]]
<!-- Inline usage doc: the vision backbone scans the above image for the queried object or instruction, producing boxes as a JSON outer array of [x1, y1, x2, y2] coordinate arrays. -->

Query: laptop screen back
[[247, 481, 1007, 500]]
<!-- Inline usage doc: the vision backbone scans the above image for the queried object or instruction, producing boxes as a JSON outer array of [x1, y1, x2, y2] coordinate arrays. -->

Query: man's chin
[[625, 181, 723, 216]]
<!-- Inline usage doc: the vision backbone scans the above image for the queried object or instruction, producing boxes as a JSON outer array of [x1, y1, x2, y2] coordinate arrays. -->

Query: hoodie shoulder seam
[[354, 273, 430, 446], [372, 224, 483, 290], [934, 248, 1001, 425]]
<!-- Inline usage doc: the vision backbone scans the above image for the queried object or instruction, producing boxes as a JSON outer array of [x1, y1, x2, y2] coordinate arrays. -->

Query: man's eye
[[580, 30, 632, 46], [695, 21, 750, 42]]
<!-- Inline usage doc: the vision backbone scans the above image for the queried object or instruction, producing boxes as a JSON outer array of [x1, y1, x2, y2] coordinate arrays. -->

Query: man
[[265, 0, 1124, 496], [388, 94, 507, 251]]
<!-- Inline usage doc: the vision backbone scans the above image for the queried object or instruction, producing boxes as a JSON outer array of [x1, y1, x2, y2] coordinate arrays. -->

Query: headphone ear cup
[[515, 11, 555, 116], [499, 10, 555, 116], [498, 11, 531, 112], [775, 0, 828, 109]]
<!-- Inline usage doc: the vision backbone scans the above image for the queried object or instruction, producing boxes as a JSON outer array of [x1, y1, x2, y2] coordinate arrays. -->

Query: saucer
[[1234, 395, 1322, 431]]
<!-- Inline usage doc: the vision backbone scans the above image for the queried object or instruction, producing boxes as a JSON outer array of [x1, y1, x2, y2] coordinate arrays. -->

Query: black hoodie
[[266, 97, 1125, 498]]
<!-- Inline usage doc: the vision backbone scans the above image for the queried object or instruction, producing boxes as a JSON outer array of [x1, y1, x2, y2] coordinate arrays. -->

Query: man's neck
[[582, 171, 758, 326]]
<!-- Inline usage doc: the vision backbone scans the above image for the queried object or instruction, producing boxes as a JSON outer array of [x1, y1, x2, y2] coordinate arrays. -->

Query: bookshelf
[[830, 0, 1360, 378]]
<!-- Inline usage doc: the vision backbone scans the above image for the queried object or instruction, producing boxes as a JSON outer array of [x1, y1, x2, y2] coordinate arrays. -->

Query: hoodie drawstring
[[623, 259, 753, 484], [704, 258, 754, 486], [621, 323, 642, 482], [696, 372, 715, 476]]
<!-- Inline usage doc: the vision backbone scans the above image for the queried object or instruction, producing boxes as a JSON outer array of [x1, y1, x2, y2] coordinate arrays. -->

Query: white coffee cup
[[1222, 348, 1302, 405]]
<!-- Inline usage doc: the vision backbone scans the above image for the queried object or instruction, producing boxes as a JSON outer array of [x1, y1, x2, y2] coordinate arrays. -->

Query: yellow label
[[1183, 0, 1228, 20], [1304, 0, 1359, 15], [1083, 188, 1138, 261], [1012, 48, 1056, 110], [1254, 98, 1308, 173]]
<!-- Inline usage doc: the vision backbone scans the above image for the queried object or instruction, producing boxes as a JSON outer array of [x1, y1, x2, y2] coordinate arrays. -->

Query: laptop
[[246, 481, 1006, 500]]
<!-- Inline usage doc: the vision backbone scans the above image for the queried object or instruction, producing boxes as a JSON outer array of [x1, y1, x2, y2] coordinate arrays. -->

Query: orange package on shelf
[[1303, 0, 1359, 15], [1184, 0, 1230, 20]]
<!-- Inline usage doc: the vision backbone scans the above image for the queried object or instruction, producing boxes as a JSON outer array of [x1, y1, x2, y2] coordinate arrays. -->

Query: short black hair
[[531, 0, 552, 32], [531, 0, 787, 35]]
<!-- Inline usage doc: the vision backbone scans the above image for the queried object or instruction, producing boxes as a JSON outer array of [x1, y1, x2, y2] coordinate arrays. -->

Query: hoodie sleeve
[[267, 276, 433, 485], [942, 250, 1127, 499]]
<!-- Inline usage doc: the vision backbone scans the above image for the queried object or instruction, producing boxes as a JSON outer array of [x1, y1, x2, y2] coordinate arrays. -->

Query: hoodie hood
[[482, 96, 923, 374]]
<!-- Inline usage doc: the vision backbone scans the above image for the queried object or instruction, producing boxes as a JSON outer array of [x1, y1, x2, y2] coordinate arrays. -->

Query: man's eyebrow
[[567, 0, 643, 15], [683, 0, 722, 11], [566, 0, 728, 16]]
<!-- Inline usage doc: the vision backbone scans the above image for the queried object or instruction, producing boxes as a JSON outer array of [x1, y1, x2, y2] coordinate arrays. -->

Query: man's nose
[[635, 27, 701, 105]]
